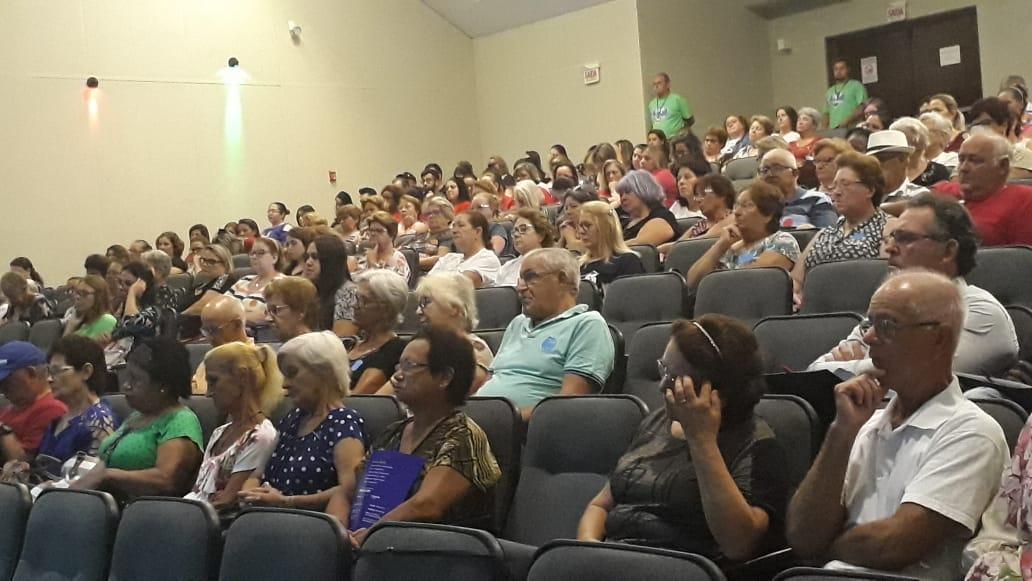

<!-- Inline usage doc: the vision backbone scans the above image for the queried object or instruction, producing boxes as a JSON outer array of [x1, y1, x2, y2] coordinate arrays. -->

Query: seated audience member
[[661, 175, 737, 253], [345, 327, 501, 544], [264, 277, 320, 342], [9, 257, 44, 293], [414, 197, 455, 271], [969, 97, 1019, 142], [787, 270, 1008, 580], [868, 129, 930, 215], [239, 332, 366, 522], [810, 138, 853, 194], [186, 238, 205, 274], [155, 231, 189, 274], [105, 246, 130, 268], [185, 342, 280, 512], [639, 144, 678, 207], [890, 117, 951, 188], [334, 204, 363, 251], [181, 243, 237, 318], [497, 209, 556, 287], [935, 132, 1032, 246], [720, 115, 750, 161], [1011, 145, 1032, 181], [76, 337, 203, 499], [128, 240, 152, 262], [792, 152, 890, 296], [351, 211, 411, 283], [188, 224, 210, 244], [845, 127, 872, 156], [752, 135, 790, 166], [428, 211, 500, 289], [776, 106, 800, 143], [478, 249, 614, 420], [512, 179, 544, 213], [578, 315, 788, 562], [0, 342, 68, 462], [578, 201, 645, 292], [108, 261, 163, 362], [759, 149, 837, 228], [920, 112, 960, 173], [471, 192, 513, 257], [226, 237, 285, 328], [262, 202, 293, 244], [1, 271, 54, 326], [304, 234, 359, 337], [810, 194, 1018, 378], [444, 178, 473, 214], [598, 159, 628, 203], [235, 219, 260, 253], [38, 336, 118, 462], [296, 206, 318, 226], [922, 93, 968, 152], [349, 271, 409, 394], [62, 275, 117, 340], [618, 170, 681, 246], [142, 249, 185, 312], [789, 107, 822, 163], [703, 126, 728, 164], [737, 115, 775, 159], [687, 182, 800, 288], [397, 194, 428, 239], [668, 158, 712, 219], [281, 227, 315, 276], [191, 296, 251, 395]]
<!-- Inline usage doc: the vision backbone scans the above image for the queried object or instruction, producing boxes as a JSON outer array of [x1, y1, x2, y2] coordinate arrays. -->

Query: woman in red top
[[640, 144, 678, 208], [444, 178, 472, 214], [789, 107, 822, 164]]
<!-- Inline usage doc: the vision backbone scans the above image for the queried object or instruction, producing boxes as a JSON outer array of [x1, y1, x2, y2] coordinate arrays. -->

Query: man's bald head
[[761, 148, 798, 170], [872, 269, 964, 347], [957, 132, 1011, 200], [200, 296, 247, 346], [759, 148, 800, 197]]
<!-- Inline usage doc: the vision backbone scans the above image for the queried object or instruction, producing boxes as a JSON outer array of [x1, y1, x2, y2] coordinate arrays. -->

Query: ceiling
[[422, 0, 615, 38]]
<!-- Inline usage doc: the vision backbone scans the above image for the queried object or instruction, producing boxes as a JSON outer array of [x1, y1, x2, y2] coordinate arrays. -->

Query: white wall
[[636, 0, 774, 133], [473, 0, 646, 166], [768, 0, 1030, 111], [0, 0, 480, 280]]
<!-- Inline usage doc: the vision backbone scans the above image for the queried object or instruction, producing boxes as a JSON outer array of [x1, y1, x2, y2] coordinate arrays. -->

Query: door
[[825, 7, 981, 119]]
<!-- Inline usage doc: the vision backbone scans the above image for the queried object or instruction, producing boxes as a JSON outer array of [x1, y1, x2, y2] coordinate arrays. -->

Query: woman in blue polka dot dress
[[239, 331, 367, 522]]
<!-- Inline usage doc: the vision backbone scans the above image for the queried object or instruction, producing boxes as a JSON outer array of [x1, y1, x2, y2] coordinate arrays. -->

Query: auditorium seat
[[13, 489, 119, 581], [968, 246, 1032, 308], [102, 394, 132, 424], [665, 239, 717, 277], [970, 397, 1028, 453], [629, 244, 661, 273], [475, 286, 522, 330], [398, 292, 421, 333], [231, 266, 256, 279], [399, 248, 421, 288], [219, 508, 350, 581], [166, 273, 194, 296], [755, 394, 821, 491], [1006, 305, 1032, 362], [473, 328, 506, 354], [231, 254, 251, 269], [347, 394, 405, 443], [800, 259, 888, 315], [0, 322, 29, 346], [576, 280, 601, 311], [0, 482, 31, 581], [694, 267, 792, 326], [185, 396, 223, 445], [785, 228, 817, 251], [753, 313, 864, 373], [623, 321, 673, 411], [462, 396, 523, 534], [353, 522, 504, 581], [676, 216, 703, 234], [723, 156, 759, 192], [27, 319, 63, 353], [528, 540, 725, 581], [502, 395, 647, 547], [186, 342, 212, 374], [108, 497, 220, 581], [602, 272, 687, 352], [774, 566, 920, 580]]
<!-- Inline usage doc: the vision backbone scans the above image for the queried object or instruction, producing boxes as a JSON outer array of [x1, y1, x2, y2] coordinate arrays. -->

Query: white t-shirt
[[828, 378, 1008, 580], [496, 255, 526, 287], [668, 202, 703, 220], [428, 247, 501, 287], [778, 131, 801, 143], [185, 419, 278, 503]]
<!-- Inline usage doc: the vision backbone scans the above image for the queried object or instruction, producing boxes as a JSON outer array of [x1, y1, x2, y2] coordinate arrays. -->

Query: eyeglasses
[[249, 251, 269, 258], [859, 317, 942, 342], [47, 365, 74, 377], [474, 203, 492, 210], [832, 179, 866, 191], [361, 227, 388, 236], [268, 304, 292, 317], [395, 360, 431, 374], [519, 270, 555, 285], [201, 321, 233, 338], [758, 165, 793, 176], [813, 157, 837, 167], [425, 210, 445, 218], [198, 257, 221, 267], [884, 229, 944, 246], [513, 224, 535, 235]]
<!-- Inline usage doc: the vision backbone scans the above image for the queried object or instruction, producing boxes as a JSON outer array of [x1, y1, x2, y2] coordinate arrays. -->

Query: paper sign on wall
[[583, 64, 600, 85], [887, 1, 906, 22], [860, 56, 878, 84], [939, 45, 961, 67]]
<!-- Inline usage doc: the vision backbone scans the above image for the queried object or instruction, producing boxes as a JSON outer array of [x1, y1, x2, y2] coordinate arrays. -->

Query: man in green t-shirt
[[823, 58, 868, 130], [647, 73, 694, 138]]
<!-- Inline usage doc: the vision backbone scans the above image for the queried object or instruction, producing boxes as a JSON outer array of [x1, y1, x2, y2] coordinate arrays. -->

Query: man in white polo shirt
[[788, 270, 1009, 580]]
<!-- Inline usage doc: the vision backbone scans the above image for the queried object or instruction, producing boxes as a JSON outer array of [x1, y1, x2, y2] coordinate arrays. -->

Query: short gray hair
[[523, 248, 579, 294], [798, 107, 821, 126], [761, 148, 798, 169], [356, 270, 409, 325], [615, 170, 665, 208], [141, 249, 172, 279], [278, 330, 351, 397], [416, 273, 479, 331], [890, 117, 930, 154], [919, 112, 953, 142]]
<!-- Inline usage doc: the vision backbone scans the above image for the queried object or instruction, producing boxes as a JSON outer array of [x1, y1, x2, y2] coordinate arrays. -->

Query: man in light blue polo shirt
[[478, 248, 614, 420]]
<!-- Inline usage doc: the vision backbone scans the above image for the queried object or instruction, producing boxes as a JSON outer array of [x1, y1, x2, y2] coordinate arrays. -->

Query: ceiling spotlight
[[228, 57, 240, 68], [86, 76, 99, 88]]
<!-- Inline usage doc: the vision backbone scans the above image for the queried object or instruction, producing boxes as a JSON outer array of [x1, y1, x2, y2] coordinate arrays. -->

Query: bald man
[[759, 149, 837, 228], [788, 270, 1008, 580], [935, 132, 1032, 245], [191, 296, 251, 395]]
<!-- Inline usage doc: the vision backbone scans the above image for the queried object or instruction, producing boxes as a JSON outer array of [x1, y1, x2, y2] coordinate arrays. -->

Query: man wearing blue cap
[[0, 342, 67, 462]]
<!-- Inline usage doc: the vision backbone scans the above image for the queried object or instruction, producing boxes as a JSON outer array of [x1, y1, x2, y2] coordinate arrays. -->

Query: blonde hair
[[300, 212, 329, 227], [278, 331, 351, 398], [513, 180, 542, 211], [204, 343, 284, 415], [416, 273, 479, 331], [578, 200, 633, 264]]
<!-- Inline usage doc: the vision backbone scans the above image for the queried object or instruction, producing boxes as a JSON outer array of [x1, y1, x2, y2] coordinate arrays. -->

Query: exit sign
[[887, 1, 906, 22]]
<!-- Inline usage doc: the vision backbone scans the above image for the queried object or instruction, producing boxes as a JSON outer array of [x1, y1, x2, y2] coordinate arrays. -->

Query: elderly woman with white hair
[[617, 169, 681, 246], [349, 270, 411, 394], [238, 331, 367, 523], [511, 179, 543, 213], [141, 249, 185, 313], [890, 116, 952, 188], [920, 112, 960, 172], [789, 107, 822, 163], [415, 196, 456, 272], [378, 272, 494, 395]]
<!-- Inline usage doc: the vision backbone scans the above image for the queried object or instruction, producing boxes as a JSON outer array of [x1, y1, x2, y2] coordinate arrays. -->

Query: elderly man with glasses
[[190, 296, 251, 395], [0, 342, 68, 463], [809, 193, 1017, 378], [759, 149, 837, 228], [789, 269, 1009, 580]]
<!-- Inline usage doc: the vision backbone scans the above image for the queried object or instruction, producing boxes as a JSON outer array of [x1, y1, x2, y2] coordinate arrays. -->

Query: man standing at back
[[823, 59, 868, 130], [648, 73, 694, 138]]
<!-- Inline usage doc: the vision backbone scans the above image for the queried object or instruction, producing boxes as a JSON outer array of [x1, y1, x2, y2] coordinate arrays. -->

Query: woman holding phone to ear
[[577, 315, 789, 566]]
